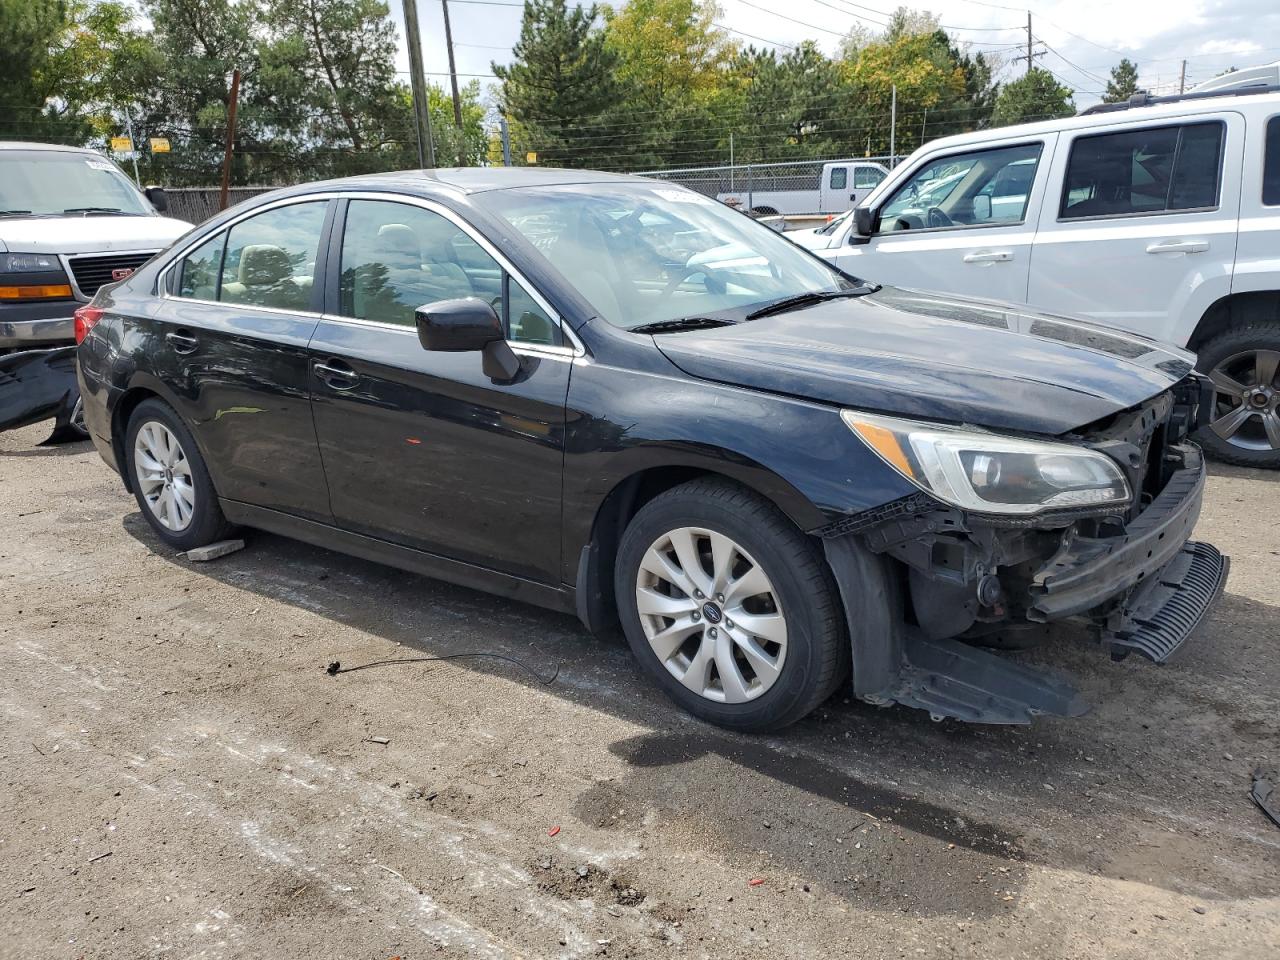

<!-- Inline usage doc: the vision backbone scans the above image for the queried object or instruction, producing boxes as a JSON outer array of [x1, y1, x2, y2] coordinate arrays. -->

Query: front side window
[[476, 183, 854, 331], [178, 233, 226, 299], [853, 166, 886, 189], [1060, 121, 1224, 219], [829, 167, 848, 190], [219, 202, 328, 310], [1264, 116, 1280, 206], [338, 200, 558, 345], [878, 143, 1042, 232]]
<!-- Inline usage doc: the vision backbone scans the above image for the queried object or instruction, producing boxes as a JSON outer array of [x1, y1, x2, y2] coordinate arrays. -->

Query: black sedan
[[76, 168, 1228, 730]]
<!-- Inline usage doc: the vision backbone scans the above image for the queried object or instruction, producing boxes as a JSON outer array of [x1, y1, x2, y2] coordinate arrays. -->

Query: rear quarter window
[[1265, 116, 1280, 206]]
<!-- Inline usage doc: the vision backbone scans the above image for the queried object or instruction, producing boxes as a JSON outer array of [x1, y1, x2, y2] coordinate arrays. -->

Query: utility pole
[[219, 68, 240, 212], [1179, 59, 1187, 94], [499, 117, 511, 166], [123, 107, 141, 186], [889, 84, 896, 167], [441, 0, 464, 164], [1012, 13, 1044, 74], [402, 0, 437, 168]]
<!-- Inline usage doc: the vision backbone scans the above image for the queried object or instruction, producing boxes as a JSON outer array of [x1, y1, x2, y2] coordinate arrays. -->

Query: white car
[[817, 66, 1280, 467], [0, 142, 192, 350], [716, 160, 889, 216]]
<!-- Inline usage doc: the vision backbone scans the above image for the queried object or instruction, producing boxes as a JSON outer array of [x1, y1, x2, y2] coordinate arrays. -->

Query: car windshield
[[476, 181, 857, 330], [0, 150, 152, 216]]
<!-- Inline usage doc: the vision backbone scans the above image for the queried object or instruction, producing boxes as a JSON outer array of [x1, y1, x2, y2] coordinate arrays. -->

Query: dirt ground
[[1, 419, 1277, 960]]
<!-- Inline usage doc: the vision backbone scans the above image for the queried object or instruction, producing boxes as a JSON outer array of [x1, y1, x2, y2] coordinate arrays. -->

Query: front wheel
[[614, 479, 848, 732], [1195, 322, 1280, 468]]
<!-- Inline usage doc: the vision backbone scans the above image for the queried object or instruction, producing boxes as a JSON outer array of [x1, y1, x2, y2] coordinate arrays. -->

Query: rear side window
[[177, 233, 226, 300], [829, 167, 847, 190], [1060, 122, 1224, 219], [1265, 117, 1280, 206], [219, 202, 328, 311]]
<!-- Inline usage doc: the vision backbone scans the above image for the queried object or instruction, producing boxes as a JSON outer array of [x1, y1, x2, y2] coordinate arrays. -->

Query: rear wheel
[[125, 398, 234, 550], [1195, 323, 1280, 468], [614, 479, 847, 732]]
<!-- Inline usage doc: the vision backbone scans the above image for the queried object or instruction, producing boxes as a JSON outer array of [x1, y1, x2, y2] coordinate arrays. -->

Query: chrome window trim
[[315, 312, 578, 360], [157, 189, 585, 357]]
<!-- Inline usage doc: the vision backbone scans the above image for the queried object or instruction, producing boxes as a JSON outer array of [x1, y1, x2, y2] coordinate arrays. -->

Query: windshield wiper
[[0, 209, 33, 218], [62, 206, 132, 216], [631, 316, 740, 335], [744, 286, 880, 321]]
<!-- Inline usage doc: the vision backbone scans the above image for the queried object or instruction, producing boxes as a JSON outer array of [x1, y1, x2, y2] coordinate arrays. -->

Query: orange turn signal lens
[[0, 284, 74, 300], [845, 418, 915, 478]]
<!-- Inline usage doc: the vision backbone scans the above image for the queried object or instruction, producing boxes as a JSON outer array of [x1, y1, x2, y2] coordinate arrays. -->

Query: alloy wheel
[[1208, 349, 1280, 452], [635, 526, 787, 704], [133, 421, 196, 531]]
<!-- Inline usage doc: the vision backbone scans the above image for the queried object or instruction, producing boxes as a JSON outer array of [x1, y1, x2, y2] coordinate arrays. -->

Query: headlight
[[842, 410, 1131, 515], [1, 252, 61, 273]]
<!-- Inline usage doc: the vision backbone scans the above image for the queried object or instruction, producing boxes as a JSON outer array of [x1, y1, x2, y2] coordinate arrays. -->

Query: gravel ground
[[1, 420, 1277, 959]]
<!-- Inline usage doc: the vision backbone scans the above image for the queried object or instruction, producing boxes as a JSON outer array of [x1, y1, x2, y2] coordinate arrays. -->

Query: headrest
[[238, 244, 292, 286], [376, 223, 420, 261]]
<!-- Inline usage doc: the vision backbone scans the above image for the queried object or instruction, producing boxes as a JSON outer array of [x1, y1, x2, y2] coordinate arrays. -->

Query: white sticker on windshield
[[653, 188, 713, 205], [85, 159, 115, 171]]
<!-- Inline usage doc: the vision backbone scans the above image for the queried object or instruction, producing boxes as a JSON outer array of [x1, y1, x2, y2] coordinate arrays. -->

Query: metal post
[[1026, 12, 1033, 75], [219, 68, 240, 212], [729, 132, 734, 191], [889, 84, 896, 167], [123, 107, 141, 186], [747, 163, 753, 214], [402, 0, 436, 168], [441, 0, 464, 163], [499, 117, 512, 166], [1179, 59, 1187, 94]]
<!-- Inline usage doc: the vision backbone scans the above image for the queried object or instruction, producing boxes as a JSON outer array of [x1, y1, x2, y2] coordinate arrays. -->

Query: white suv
[[812, 68, 1280, 467]]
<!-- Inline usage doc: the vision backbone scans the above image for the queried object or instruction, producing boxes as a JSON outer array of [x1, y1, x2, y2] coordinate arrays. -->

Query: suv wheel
[[614, 479, 848, 732], [1195, 322, 1280, 468], [125, 398, 234, 550]]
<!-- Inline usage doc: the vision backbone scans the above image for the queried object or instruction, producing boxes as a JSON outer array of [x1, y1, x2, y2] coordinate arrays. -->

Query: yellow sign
[[525, 151, 538, 164], [110, 136, 132, 153], [149, 137, 171, 153]]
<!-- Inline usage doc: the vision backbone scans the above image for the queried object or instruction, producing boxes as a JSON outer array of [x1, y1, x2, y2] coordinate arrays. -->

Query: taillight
[[74, 305, 105, 344]]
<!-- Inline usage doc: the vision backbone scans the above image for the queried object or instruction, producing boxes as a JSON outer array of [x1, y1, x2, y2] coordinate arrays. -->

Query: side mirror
[[415, 298, 520, 380], [144, 185, 168, 213], [972, 194, 992, 222], [853, 206, 876, 237]]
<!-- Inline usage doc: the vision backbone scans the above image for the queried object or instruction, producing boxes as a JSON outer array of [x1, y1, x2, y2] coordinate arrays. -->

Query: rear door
[[308, 196, 572, 584], [1027, 114, 1243, 345], [832, 139, 1052, 304], [154, 198, 334, 521]]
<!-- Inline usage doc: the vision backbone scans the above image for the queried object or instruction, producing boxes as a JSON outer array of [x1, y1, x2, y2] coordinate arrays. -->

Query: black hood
[[654, 286, 1194, 435]]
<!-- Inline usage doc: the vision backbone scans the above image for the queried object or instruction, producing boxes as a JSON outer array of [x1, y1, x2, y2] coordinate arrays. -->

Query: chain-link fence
[[163, 186, 277, 224]]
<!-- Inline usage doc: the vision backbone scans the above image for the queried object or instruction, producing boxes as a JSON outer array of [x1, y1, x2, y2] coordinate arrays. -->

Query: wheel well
[[751, 206, 779, 217], [1189, 291, 1280, 352], [111, 387, 161, 492], [577, 466, 805, 633]]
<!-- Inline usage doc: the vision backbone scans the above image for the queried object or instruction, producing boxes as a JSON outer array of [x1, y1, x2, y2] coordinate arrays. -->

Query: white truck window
[[1265, 117, 1280, 206], [877, 143, 1042, 233], [829, 167, 847, 190], [1059, 122, 1224, 219], [853, 167, 886, 190]]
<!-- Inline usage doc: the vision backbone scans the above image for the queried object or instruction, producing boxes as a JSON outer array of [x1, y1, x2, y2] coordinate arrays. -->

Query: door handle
[[313, 360, 359, 389], [1146, 239, 1209, 254], [962, 250, 1013, 264], [166, 330, 199, 354]]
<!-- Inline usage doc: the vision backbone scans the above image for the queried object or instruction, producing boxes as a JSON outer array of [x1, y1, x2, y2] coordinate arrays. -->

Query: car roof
[[914, 89, 1280, 156], [0, 140, 100, 155], [268, 166, 657, 201]]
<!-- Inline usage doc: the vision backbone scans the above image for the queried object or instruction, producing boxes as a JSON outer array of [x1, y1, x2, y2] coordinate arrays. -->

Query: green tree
[[492, 0, 623, 168], [1103, 57, 1140, 103], [991, 67, 1075, 126]]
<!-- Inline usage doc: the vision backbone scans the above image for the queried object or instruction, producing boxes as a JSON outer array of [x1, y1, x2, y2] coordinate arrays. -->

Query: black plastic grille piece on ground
[[1109, 541, 1229, 663]]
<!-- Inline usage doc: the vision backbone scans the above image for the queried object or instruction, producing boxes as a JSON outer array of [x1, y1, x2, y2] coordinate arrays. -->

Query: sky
[[392, 0, 1280, 112]]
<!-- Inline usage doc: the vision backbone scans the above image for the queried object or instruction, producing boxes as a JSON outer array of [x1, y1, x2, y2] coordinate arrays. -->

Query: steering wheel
[[657, 264, 708, 302], [926, 206, 954, 228]]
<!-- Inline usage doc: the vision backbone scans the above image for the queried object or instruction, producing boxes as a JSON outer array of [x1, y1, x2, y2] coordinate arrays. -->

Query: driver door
[[832, 138, 1054, 305]]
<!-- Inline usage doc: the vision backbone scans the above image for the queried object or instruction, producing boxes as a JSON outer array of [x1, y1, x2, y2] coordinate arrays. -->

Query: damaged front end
[[824, 375, 1229, 724]]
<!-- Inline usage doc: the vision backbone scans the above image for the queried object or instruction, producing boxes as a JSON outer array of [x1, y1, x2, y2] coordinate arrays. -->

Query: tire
[[125, 398, 234, 550], [614, 478, 847, 732], [1194, 321, 1280, 468]]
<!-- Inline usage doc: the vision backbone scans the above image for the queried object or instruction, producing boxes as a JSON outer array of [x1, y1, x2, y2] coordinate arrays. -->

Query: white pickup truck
[[717, 159, 889, 216], [809, 67, 1280, 467]]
